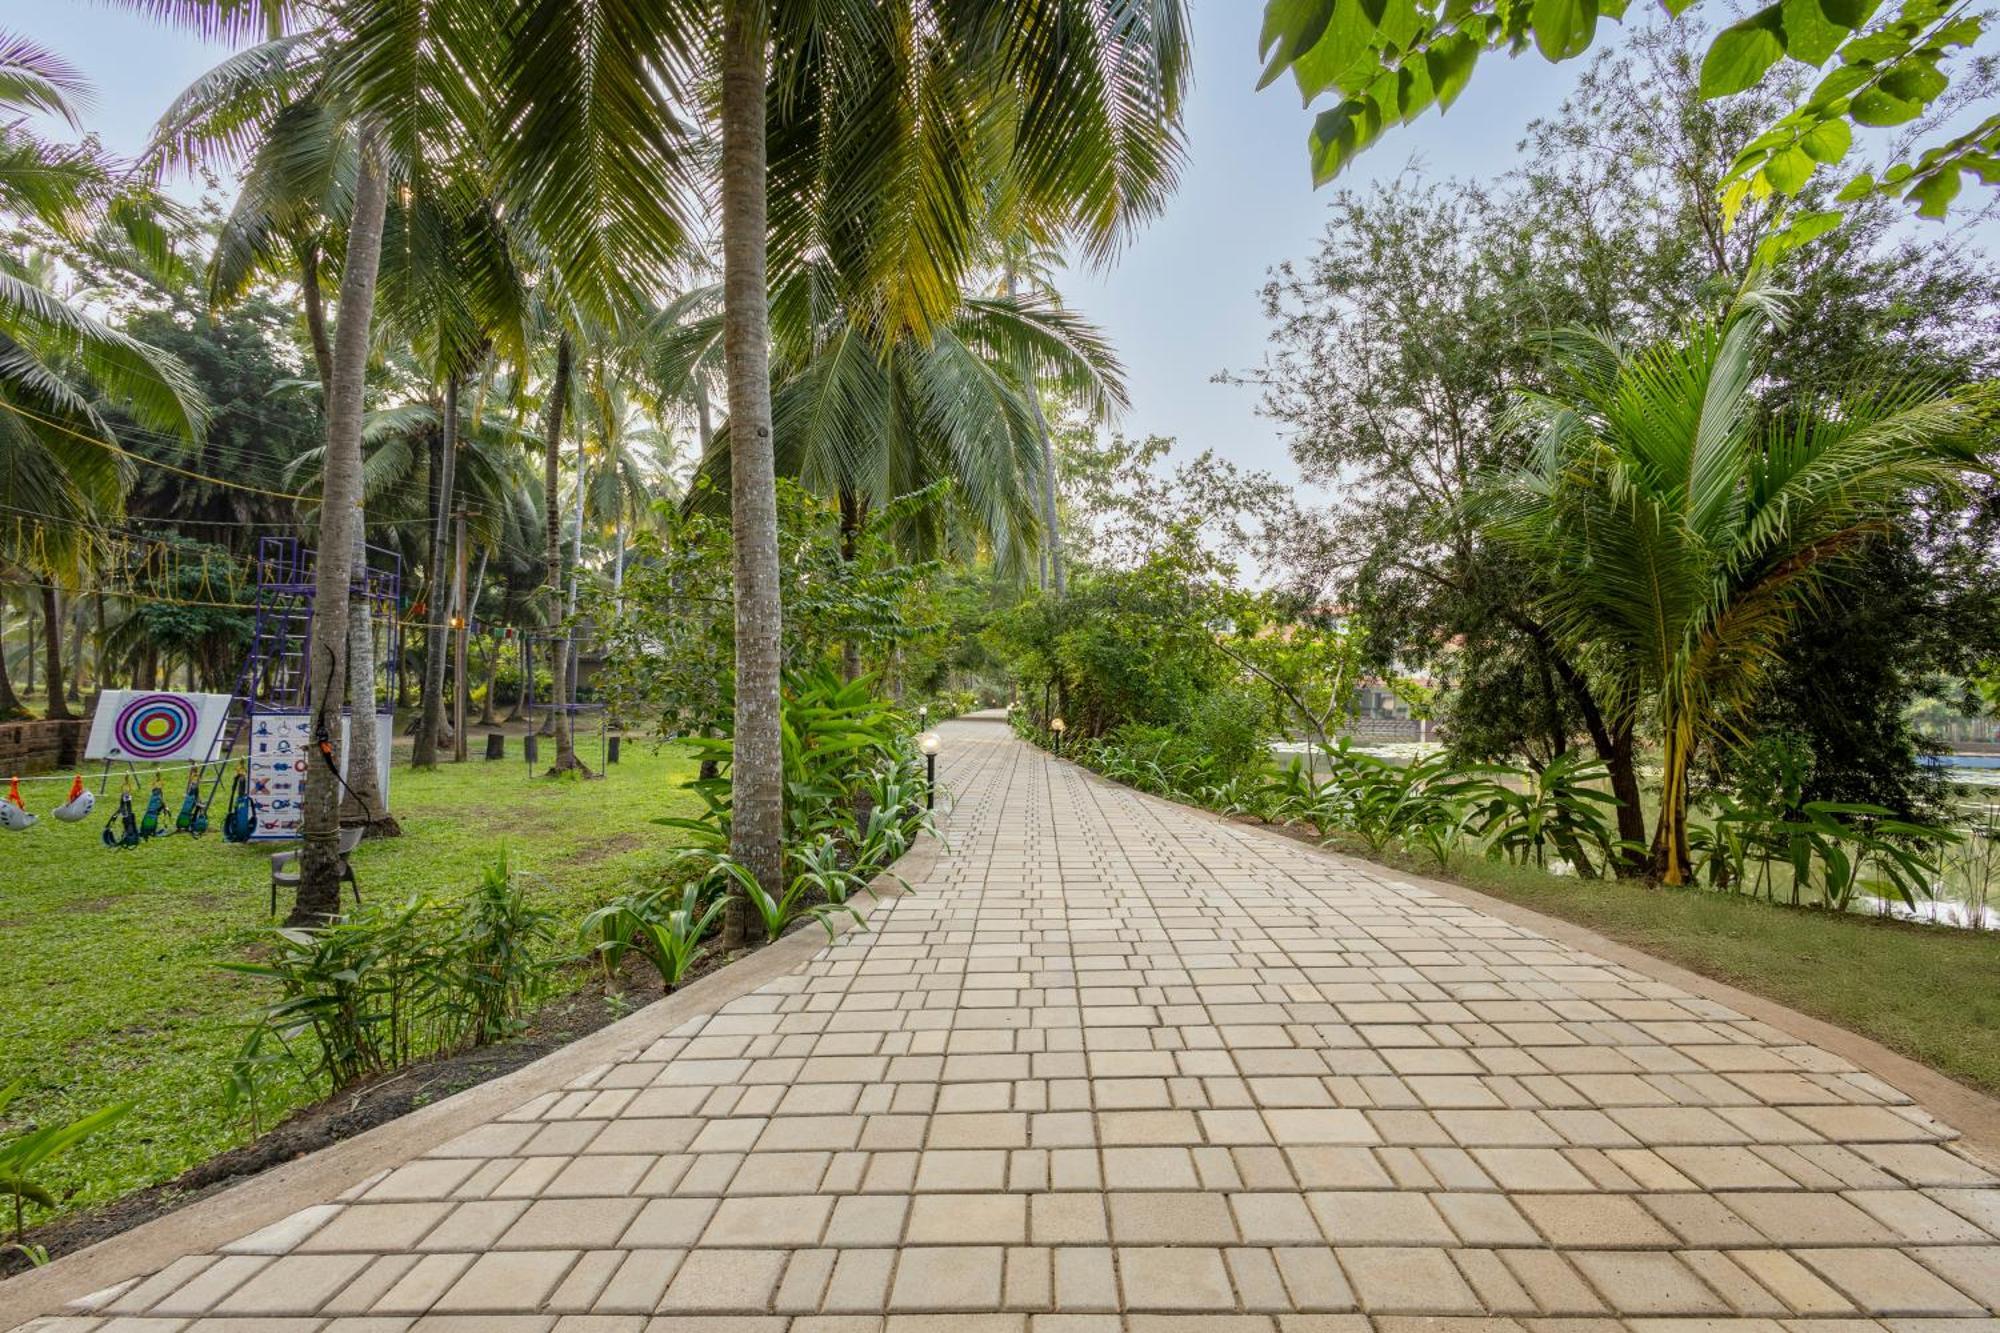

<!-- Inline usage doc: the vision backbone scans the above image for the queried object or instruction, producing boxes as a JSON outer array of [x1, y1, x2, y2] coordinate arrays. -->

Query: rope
[[0, 500, 442, 535], [0, 397, 315, 503], [5, 762, 212, 786]]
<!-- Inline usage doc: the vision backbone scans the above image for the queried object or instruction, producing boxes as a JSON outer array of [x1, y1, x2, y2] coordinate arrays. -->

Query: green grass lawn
[[0, 737, 701, 1219], [1402, 849, 2000, 1097]]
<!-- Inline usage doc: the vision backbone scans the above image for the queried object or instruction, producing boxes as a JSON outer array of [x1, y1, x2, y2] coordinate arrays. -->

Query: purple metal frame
[[200, 536, 404, 798]]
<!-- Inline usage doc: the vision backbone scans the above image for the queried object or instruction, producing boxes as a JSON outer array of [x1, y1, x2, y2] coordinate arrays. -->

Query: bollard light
[[919, 731, 941, 809], [1049, 715, 1066, 756]]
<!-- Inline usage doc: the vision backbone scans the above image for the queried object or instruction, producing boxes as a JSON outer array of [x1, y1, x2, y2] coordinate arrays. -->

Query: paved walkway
[[22, 716, 2000, 1331]]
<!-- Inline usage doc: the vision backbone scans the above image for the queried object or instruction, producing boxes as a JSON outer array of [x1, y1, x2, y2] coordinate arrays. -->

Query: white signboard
[[86, 691, 235, 764], [245, 711, 395, 841]]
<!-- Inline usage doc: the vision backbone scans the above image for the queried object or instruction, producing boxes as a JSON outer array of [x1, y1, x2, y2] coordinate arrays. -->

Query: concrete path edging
[[0, 836, 936, 1331]]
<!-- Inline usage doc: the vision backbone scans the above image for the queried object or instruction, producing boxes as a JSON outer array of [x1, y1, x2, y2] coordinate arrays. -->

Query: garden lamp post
[[919, 731, 940, 810], [1050, 716, 1066, 757]]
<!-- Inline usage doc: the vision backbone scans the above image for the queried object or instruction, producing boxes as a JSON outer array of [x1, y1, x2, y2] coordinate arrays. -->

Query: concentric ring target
[[114, 694, 201, 758]]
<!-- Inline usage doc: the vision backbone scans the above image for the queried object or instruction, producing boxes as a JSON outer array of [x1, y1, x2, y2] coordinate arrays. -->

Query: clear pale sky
[[3, 1, 1575, 485]]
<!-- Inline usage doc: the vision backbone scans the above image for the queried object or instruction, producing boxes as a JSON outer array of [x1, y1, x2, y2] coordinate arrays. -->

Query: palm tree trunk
[[505, 631, 528, 722], [342, 520, 397, 835], [1650, 710, 1696, 885], [694, 378, 715, 453], [0, 606, 24, 720], [720, 0, 784, 949], [300, 243, 334, 402], [414, 375, 459, 769], [542, 334, 583, 772], [478, 630, 500, 726], [67, 589, 84, 705], [838, 488, 863, 682], [294, 124, 388, 926], [40, 583, 71, 720], [93, 591, 106, 694], [611, 514, 626, 615], [565, 413, 588, 751]]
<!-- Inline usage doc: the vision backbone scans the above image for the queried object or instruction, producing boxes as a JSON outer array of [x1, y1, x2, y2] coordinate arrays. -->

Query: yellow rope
[[0, 397, 316, 503]]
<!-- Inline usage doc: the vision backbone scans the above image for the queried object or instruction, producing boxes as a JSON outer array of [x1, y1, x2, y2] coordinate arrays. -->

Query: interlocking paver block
[[37, 720, 2000, 1333]]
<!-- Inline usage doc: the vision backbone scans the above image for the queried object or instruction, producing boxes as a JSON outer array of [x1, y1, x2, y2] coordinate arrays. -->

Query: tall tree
[[717, 0, 782, 939], [412, 374, 459, 768], [539, 332, 581, 771], [0, 35, 204, 720], [294, 126, 387, 922]]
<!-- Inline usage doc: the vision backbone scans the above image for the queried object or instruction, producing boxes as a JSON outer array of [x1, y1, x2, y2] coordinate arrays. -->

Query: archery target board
[[86, 691, 234, 763], [245, 712, 394, 841]]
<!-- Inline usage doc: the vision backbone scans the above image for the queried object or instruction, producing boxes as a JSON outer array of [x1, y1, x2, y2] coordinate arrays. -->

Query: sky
[[3, 0, 1578, 486]]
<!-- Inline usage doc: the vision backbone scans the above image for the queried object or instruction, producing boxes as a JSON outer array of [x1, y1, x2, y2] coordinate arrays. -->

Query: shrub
[[579, 876, 730, 993], [226, 852, 563, 1124], [447, 851, 560, 1044], [1186, 688, 1271, 779]]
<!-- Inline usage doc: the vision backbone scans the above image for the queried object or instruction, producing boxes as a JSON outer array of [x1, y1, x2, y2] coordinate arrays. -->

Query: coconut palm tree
[[576, 359, 673, 617], [143, 0, 1190, 922], [661, 273, 1124, 585], [1478, 287, 1984, 885], [0, 35, 205, 719]]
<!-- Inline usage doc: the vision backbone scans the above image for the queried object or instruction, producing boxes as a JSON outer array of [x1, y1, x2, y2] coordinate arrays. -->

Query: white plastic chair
[[270, 825, 365, 915]]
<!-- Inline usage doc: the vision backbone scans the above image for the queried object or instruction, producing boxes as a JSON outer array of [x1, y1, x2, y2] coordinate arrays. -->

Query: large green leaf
[[1425, 31, 1481, 110], [1287, 0, 1381, 102], [1701, 7, 1788, 97], [1780, 0, 1848, 65], [1531, 0, 1598, 60], [1259, 0, 1338, 88], [1800, 117, 1853, 163], [1851, 87, 1921, 125]]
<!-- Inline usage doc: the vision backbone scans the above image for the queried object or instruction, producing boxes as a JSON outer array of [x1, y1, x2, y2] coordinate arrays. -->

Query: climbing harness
[[221, 767, 256, 844], [174, 770, 210, 836], [102, 780, 141, 849], [138, 777, 167, 839]]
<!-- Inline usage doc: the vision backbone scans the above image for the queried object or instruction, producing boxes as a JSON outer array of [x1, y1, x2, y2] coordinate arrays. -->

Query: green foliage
[[598, 481, 953, 740], [682, 848, 867, 945], [1074, 726, 1630, 877], [448, 851, 560, 1045], [1462, 752, 1626, 875], [225, 852, 568, 1122], [225, 898, 451, 1103], [1257, 0, 1995, 234], [0, 1083, 130, 1245], [1691, 740, 1958, 911], [1476, 284, 1982, 882], [660, 667, 937, 943], [578, 876, 730, 994]]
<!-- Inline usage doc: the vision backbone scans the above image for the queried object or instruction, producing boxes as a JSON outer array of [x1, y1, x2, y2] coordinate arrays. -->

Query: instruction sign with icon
[[245, 712, 394, 841]]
